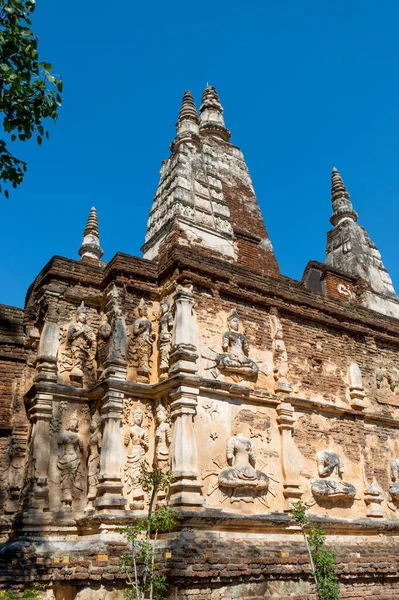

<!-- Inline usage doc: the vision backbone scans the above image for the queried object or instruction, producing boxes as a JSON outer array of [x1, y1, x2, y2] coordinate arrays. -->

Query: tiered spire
[[326, 167, 397, 302], [170, 90, 200, 151], [199, 85, 231, 142], [330, 167, 358, 226], [142, 86, 279, 277], [78, 207, 104, 260]]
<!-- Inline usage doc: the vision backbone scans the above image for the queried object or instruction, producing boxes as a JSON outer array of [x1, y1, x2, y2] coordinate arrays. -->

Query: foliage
[[120, 464, 181, 600], [0, 0, 62, 197], [291, 500, 340, 600], [0, 585, 43, 599]]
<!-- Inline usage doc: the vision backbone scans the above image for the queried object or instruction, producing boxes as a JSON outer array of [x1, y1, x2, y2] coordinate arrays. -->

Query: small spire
[[330, 167, 358, 226], [177, 90, 199, 127], [170, 90, 200, 152], [199, 85, 231, 142], [78, 207, 104, 260]]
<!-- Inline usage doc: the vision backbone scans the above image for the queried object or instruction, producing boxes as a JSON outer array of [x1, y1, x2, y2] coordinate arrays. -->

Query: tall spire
[[326, 167, 397, 303], [78, 207, 104, 261], [170, 90, 200, 152], [199, 85, 231, 142], [330, 167, 358, 226], [142, 86, 279, 277]]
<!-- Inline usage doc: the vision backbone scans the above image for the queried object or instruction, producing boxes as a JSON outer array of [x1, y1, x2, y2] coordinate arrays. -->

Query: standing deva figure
[[57, 411, 83, 509], [132, 298, 153, 382], [67, 302, 95, 386], [124, 402, 149, 509], [86, 409, 102, 510], [154, 403, 172, 504], [158, 297, 173, 379]]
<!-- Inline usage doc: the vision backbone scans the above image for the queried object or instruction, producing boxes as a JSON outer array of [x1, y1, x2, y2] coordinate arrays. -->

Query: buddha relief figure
[[66, 302, 95, 386], [389, 458, 399, 502], [57, 411, 83, 509], [124, 402, 149, 509], [132, 298, 154, 382], [215, 309, 258, 377], [86, 409, 102, 510], [159, 297, 173, 378], [97, 312, 112, 379], [218, 420, 269, 499], [311, 450, 356, 502]]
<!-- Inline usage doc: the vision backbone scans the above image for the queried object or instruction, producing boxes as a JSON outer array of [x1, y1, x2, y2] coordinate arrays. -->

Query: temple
[[1, 86, 399, 599]]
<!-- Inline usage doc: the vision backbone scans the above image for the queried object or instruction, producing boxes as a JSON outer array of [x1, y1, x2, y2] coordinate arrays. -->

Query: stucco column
[[169, 385, 203, 507], [276, 401, 302, 511], [35, 321, 59, 382], [27, 391, 53, 510], [95, 389, 126, 511], [169, 285, 198, 375]]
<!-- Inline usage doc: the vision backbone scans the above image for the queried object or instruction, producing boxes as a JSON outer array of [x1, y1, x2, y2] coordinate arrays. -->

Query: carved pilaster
[[35, 322, 59, 382], [94, 390, 127, 511], [276, 401, 302, 511], [169, 285, 198, 375], [169, 385, 203, 507], [26, 392, 53, 511]]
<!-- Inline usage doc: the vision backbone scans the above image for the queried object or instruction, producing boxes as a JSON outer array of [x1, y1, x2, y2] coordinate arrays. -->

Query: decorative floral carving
[[49, 400, 68, 437]]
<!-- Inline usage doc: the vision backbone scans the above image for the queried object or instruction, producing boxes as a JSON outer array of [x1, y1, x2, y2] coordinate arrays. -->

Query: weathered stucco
[[1, 87, 399, 599]]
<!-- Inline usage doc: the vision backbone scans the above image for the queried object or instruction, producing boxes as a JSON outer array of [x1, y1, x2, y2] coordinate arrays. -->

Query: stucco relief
[[202, 409, 277, 507], [57, 411, 84, 509], [124, 401, 149, 509], [158, 297, 173, 379], [59, 302, 96, 387], [96, 312, 112, 379], [388, 458, 399, 505], [311, 450, 356, 504], [154, 403, 171, 504], [203, 309, 259, 381], [128, 299, 154, 383], [86, 408, 102, 510]]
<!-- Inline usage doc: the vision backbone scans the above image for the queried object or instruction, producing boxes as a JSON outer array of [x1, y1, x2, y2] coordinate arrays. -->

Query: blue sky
[[2, 0, 399, 308]]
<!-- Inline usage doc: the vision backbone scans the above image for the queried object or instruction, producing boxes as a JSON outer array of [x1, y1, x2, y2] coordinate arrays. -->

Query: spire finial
[[170, 90, 200, 151], [330, 167, 358, 226], [78, 206, 104, 261], [199, 85, 231, 142]]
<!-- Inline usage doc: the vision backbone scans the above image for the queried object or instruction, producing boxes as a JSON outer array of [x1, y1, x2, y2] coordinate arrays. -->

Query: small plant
[[291, 500, 340, 600], [120, 464, 181, 600], [0, 586, 43, 599]]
